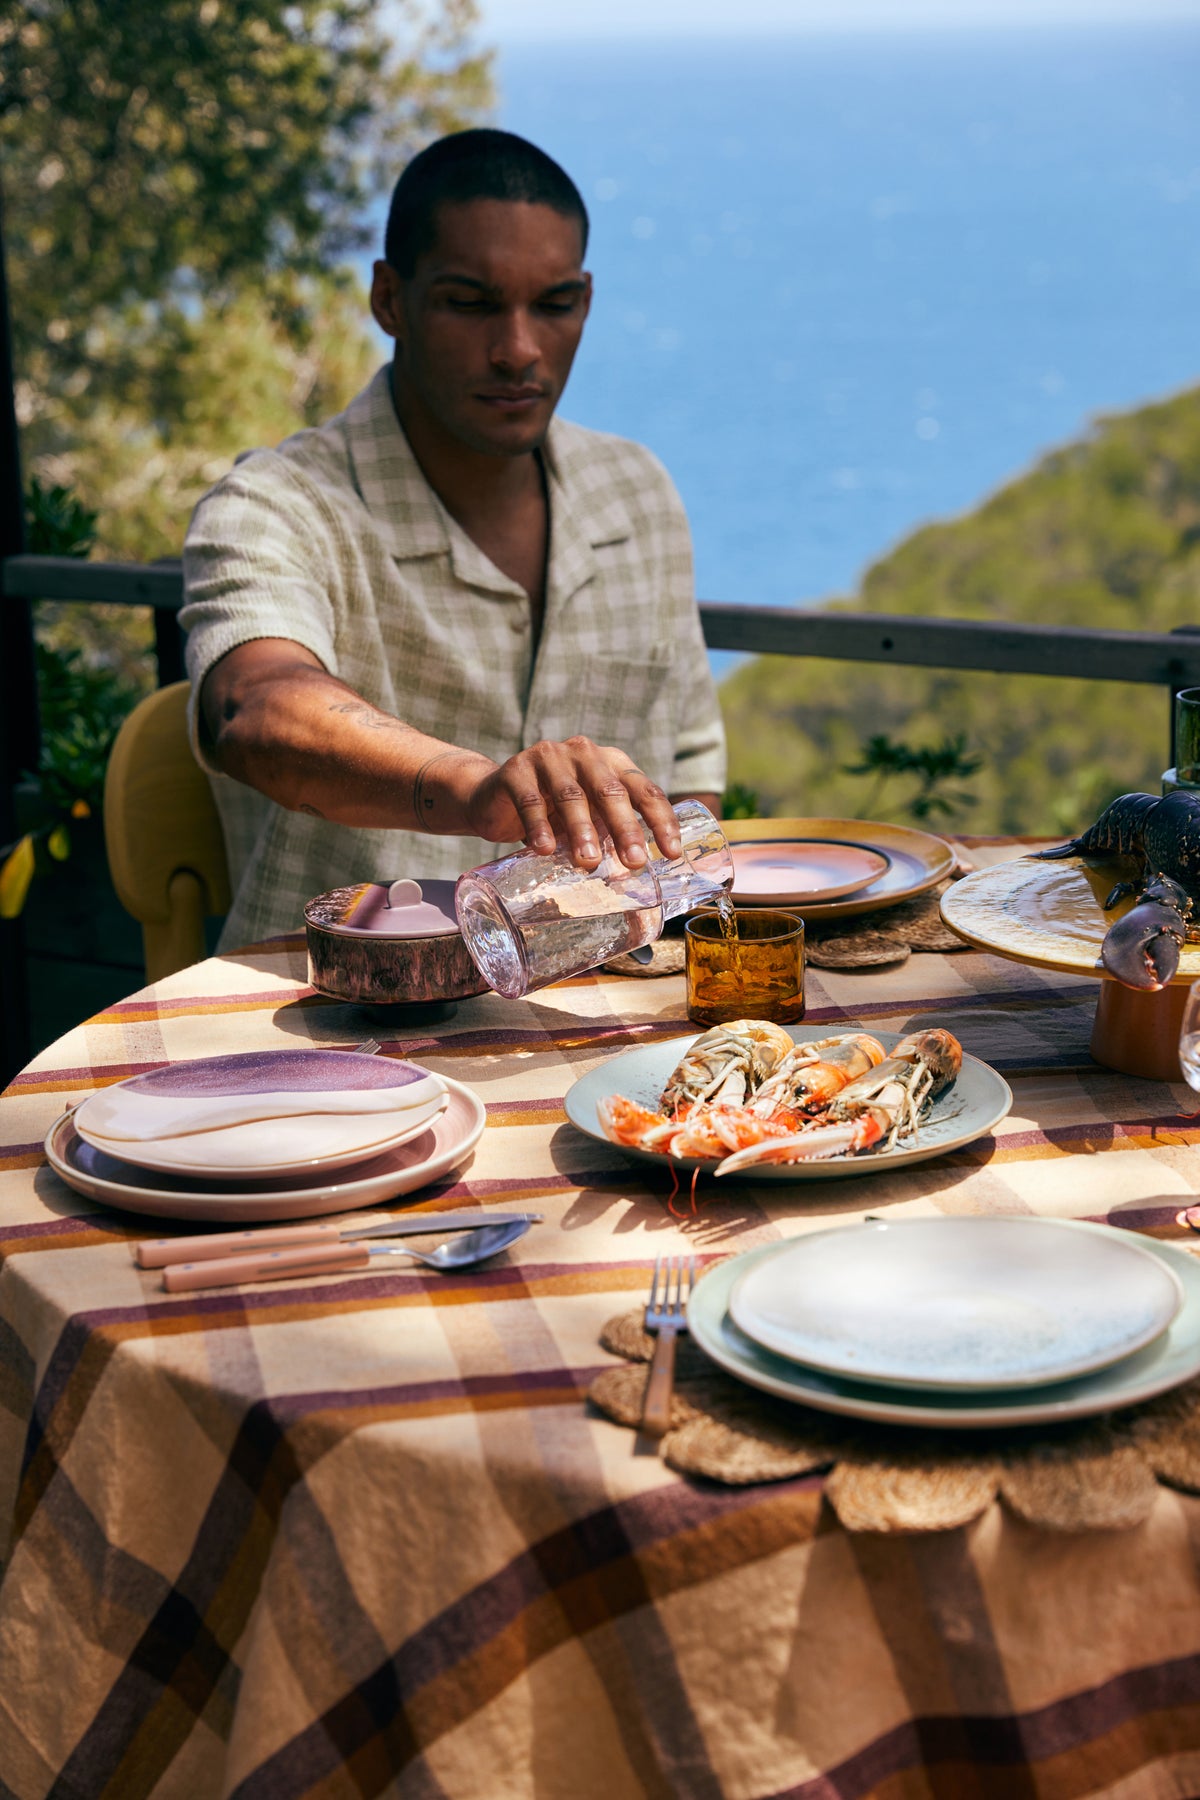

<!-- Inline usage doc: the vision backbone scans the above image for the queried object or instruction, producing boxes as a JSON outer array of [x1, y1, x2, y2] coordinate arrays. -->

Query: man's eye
[[538, 300, 577, 315]]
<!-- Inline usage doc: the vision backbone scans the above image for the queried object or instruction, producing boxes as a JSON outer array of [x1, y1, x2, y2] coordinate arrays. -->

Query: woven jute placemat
[[589, 1306, 1200, 1533], [804, 878, 970, 970], [602, 880, 970, 977]]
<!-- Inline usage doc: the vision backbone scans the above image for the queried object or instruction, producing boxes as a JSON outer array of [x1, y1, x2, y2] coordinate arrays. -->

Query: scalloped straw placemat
[[590, 1306, 1200, 1533]]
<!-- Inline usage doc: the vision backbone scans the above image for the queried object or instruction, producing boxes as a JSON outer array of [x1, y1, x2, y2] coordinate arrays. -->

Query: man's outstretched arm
[[200, 638, 686, 870]]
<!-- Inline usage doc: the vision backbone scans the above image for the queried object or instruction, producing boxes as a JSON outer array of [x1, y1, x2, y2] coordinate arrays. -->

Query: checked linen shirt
[[181, 366, 726, 949]]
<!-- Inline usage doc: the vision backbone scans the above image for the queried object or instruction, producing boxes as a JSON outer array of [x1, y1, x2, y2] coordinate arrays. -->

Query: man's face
[[371, 198, 591, 458]]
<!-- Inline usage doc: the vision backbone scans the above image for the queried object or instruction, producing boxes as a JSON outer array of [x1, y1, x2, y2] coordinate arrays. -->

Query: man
[[181, 129, 726, 948]]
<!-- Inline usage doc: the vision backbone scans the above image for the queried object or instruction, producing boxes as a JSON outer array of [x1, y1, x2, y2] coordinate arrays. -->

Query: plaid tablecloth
[[3, 843, 1200, 1799]]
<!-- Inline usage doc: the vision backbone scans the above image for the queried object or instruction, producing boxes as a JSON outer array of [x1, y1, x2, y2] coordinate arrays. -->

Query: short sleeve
[[180, 455, 340, 773]]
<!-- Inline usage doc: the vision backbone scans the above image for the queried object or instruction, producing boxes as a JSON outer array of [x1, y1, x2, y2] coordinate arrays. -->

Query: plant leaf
[[47, 824, 71, 861]]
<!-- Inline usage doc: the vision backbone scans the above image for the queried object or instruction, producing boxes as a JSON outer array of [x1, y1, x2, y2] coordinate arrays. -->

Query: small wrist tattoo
[[412, 750, 492, 826], [412, 751, 462, 822]]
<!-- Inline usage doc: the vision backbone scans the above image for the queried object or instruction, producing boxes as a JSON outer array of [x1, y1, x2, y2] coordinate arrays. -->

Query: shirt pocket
[[530, 647, 679, 788]]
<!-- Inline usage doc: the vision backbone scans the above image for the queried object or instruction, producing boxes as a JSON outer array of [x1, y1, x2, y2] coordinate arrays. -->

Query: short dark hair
[[384, 129, 589, 276]]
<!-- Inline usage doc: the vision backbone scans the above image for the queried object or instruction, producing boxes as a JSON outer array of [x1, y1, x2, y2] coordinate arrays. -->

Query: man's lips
[[475, 387, 548, 410]]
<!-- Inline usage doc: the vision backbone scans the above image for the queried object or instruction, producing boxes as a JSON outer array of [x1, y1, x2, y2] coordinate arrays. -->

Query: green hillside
[[720, 385, 1200, 835]]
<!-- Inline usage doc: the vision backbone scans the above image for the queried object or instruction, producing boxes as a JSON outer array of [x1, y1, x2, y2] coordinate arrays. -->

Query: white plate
[[728, 1217, 1185, 1390], [74, 1091, 448, 1177], [44, 1079, 486, 1222], [689, 1224, 1200, 1429], [564, 1027, 1013, 1181], [71, 1046, 448, 1176]]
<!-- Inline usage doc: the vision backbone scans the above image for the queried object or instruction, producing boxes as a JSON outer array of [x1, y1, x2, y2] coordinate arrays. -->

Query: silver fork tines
[[642, 1253, 696, 1438]]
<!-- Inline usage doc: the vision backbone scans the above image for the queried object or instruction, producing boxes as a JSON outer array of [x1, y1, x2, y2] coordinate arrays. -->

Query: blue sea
[[364, 25, 1200, 621]]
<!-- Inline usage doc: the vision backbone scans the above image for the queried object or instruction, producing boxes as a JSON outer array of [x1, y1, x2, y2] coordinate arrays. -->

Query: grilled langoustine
[[597, 1025, 962, 1167]]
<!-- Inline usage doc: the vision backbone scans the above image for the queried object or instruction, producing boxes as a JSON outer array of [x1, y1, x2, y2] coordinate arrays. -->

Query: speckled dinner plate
[[940, 855, 1200, 982], [689, 1225, 1200, 1430], [728, 1216, 1185, 1391]]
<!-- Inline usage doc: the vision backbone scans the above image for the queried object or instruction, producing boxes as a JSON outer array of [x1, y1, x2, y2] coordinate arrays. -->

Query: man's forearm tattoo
[[297, 801, 325, 819], [328, 700, 415, 734]]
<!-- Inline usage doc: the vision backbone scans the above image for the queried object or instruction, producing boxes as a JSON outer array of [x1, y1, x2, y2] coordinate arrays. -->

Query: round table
[[3, 848, 1200, 1798]]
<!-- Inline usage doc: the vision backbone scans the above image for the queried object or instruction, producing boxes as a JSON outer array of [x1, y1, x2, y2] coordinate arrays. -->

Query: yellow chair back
[[103, 681, 231, 981]]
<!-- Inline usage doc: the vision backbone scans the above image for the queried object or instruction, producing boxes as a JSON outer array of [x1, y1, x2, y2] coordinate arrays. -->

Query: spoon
[[162, 1217, 533, 1291]]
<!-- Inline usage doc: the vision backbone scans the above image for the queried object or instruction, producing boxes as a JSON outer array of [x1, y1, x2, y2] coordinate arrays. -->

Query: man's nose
[[489, 309, 540, 372]]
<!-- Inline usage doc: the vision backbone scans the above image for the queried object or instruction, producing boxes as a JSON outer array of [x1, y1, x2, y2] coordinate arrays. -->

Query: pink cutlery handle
[[642, 1327, 679, 1438], [162, 1242, 371, 1291], [138, 1223, 341, 1268]]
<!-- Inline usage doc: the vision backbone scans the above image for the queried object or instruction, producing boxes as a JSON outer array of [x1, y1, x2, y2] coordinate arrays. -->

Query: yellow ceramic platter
[[722, 817, 955, 920], [939, 855, 1200, 984]]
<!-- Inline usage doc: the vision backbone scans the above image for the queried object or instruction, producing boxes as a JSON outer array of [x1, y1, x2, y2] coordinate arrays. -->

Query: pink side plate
[[43, 1078, 486, 1223], [730, 840, 891, 905]]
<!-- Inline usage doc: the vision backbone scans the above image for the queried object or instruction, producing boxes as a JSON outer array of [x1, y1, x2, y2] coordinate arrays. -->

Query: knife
[[134, 1210, 543, 1269]]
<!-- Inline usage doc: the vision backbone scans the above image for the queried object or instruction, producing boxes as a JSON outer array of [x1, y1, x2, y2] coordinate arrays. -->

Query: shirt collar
[[342, 366, 449, 562], [341, 366, 636, 604]]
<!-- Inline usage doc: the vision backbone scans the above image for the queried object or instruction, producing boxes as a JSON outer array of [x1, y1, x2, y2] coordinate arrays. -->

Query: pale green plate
[[688, 1220, 1200, 1429], [565, 1027, 1012, 1182]]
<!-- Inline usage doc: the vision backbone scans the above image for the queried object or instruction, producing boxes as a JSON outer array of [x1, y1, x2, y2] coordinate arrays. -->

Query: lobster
[[1032, 790, 1200, 990]]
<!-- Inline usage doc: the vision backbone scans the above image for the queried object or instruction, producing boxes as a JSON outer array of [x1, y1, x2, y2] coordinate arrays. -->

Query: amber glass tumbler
[[685, 908, 805, 1027]]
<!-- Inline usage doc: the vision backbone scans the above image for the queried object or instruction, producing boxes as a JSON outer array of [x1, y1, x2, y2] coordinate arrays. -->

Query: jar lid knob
[[385, 878, 424, 910]]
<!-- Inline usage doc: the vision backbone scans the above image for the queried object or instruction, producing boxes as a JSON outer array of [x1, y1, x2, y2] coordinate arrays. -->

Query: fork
[[642, 1253, 696, 1437]]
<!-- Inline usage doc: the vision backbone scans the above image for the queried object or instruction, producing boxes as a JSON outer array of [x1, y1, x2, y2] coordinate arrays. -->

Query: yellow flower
[[0, 836, 36, 918]]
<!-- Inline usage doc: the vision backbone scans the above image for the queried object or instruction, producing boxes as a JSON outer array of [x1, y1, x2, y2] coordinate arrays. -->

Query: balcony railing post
[[0, 187, 33, 1081]]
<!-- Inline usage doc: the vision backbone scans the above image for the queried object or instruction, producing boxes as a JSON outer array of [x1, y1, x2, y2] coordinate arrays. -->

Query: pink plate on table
[[69, 1046, 449, 1178], [730, 840, 891, 905], [43, 1078, 486, 1222], [722, 819, 954, 920]]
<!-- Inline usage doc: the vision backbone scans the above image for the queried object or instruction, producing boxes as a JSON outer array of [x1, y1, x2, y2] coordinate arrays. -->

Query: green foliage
[[721, 385, 1200, 835], [3, 0, 493, 579], [23, 472, 138, 818], [25, 476, 97, 556], [1, 0, 492, 419], [722, 781, 763, 820], [0, 478, 144, 913], [843, 733, 982, 824], [34, 641, 140, 815]]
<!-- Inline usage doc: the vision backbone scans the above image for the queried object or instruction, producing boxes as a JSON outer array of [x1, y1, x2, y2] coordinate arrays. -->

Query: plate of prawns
[[565, 1020, 1013, 1181]]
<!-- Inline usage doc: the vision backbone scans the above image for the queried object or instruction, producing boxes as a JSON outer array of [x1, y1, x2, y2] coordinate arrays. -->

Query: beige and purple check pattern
[[181, 367, 726, 951], [3, 843, 1200, 1798]]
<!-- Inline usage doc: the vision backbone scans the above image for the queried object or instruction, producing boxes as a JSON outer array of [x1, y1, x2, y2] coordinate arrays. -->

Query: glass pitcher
[[454, 800, 734, 999]]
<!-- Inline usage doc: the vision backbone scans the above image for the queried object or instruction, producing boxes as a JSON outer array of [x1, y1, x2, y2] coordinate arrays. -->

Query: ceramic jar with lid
[[304, 878, 489, 1021]]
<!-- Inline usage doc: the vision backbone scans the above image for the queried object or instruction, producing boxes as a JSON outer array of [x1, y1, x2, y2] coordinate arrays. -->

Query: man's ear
[[369, 260, 405, 342]]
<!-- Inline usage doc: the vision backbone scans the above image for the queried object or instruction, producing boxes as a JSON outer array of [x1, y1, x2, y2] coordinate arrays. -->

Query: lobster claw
[[1100, 885, 1188, 990]]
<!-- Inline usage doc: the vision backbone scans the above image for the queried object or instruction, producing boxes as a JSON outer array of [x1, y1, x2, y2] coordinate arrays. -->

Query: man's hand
[[460, 737, 682, 869]]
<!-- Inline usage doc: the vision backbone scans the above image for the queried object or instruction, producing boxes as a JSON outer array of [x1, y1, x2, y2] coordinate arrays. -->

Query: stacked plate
[[46, 1047, 486, 1223], [690, 1216, 1200, 1428], [724, 819, 956, 920]]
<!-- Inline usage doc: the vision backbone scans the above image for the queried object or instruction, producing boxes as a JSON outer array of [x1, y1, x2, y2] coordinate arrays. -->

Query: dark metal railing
[[8, 553, 1200, 697]]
